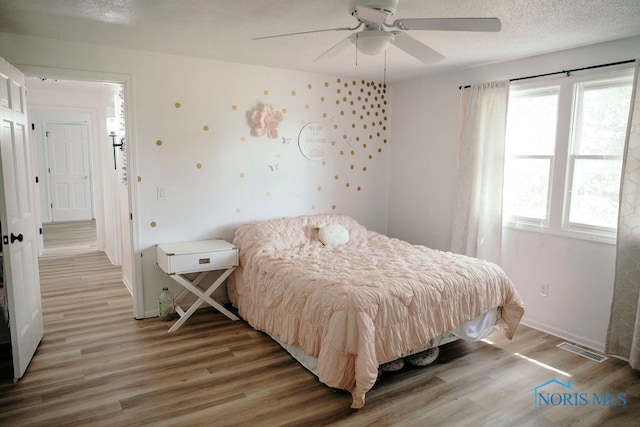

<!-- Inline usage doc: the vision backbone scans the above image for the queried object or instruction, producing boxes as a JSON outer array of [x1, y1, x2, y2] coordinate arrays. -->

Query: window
[[503, 69, 634, 241]]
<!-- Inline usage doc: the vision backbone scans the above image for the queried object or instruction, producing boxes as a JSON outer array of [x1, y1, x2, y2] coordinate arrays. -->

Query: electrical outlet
[[539, 283, 549, 297]]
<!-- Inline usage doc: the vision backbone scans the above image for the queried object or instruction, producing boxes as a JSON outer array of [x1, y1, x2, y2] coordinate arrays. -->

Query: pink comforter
[[228, 214, 524, 408]]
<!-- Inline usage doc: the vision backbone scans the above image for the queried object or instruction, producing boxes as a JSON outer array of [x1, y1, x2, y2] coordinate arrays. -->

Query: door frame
[[19, 64, 143, 319]]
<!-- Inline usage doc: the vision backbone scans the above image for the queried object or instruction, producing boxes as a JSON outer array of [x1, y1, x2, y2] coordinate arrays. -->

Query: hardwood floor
[[0, 223, 638, 425]]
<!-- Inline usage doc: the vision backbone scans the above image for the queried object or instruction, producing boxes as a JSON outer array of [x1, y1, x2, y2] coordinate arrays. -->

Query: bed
[[228, 213, 524, 408]]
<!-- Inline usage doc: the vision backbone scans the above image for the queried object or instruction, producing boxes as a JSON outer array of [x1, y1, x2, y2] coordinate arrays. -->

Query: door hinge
[[31, 123, 35, 130], [39, 227, 43, 235], [45, 131, 50, 137], [51, 203, 53, 208], [35, 176, 39, 184], [130, 213, 133, 220]]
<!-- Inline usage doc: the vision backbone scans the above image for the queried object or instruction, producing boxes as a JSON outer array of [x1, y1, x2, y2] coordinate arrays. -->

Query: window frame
[[502, 67, 634, 244]]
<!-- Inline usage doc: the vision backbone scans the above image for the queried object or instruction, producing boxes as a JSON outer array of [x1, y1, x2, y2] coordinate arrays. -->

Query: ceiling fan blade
[[252, 24, 360, 40], [314, 36, 352, 62], [392, 17, 501, 32], [354, 5, 388, 25], [391, 32, 445, 64]]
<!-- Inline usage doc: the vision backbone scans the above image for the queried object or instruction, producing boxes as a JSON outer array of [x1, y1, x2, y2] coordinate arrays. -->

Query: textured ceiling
[[1, 0, 639, 82]]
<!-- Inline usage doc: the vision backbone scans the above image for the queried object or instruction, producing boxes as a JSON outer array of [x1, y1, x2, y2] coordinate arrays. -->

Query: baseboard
[[520, 318, 605, 353], [122, 275, 133, 296]]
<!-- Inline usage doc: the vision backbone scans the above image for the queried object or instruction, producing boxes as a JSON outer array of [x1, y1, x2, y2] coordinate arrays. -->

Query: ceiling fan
[[252, 0, 501, 64]]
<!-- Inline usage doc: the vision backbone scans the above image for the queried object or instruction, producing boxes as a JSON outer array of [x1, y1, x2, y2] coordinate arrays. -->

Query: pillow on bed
[[318, 223, 350, 246]]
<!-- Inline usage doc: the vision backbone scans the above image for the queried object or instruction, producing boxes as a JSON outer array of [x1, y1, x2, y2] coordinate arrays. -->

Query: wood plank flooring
[[0, 223, 639, 425]]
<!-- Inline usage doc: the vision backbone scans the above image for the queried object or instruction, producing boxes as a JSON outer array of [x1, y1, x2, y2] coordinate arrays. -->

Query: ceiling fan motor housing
[[349, 0, 398, 18]]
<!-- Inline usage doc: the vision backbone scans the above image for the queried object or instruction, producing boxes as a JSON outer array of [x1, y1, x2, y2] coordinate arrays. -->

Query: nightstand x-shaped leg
[[168, 266, 239, 332]]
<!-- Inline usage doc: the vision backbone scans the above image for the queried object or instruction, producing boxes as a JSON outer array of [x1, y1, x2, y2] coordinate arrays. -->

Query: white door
[[0, 56, 44, 380], [47, 123, 92, 221]]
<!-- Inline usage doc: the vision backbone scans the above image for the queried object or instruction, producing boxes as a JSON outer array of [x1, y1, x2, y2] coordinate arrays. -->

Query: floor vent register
[[557, 342, 608, 363]]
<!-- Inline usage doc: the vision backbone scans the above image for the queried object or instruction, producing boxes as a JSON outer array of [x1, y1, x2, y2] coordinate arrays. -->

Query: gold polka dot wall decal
[[332, 205, 336, 210], [174, 102, 181, 108], [352, 123, 356, 128], [322, 160, 326, 166], [363, 166, 367, 172], [282, 108, 287, 113], [240, 172, 245, 178], [348, 90, 352, 95], [350, 164, 355, 170], [340, 150, 344, 155], [232, 105, 237, 110], [323, 112, 327, 118], [291, 90, 296, 96], [346, 182, 350, 188], [307, 83, 312, 89], [357, 186, 362, 191], [266, 191, 271, 197], [342, 97, 347, 102], [340, 111, 344, 116], [369, 155, 373, 159], [378, 148, 383, 153], [317, 186, 322, 191], [236, 208, 241, 214], [337, 78, 341, 83], [363, 143, 367, 149], [336, 88, 341, 94], [331, 140, 336, 146], [350, 150, 355, 155], [324, 82, 329, 87], [241, 136, 246, 142], [355, 136, 360, 141], [305, 104, 310, 109], [156, 140, 162, 146], [335, 100, 340, 105], [312, 204, 317, 210], [137, 176, 142, 182], [335, 175, 339, 180], [150, 221, 157, 227], [203, 125, 209, 131], [196, 163, 202, 169], [321, 96, 325, 102], [264, 90, 269, 95], [333, 124, 338, 129]]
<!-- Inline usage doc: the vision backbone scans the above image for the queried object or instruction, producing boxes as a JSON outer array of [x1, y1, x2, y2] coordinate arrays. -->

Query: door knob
[[10, 233, 23, 243]]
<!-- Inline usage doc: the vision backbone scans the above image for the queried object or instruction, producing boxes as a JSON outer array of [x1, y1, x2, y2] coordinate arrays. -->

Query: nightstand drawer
[[156, 239, 238, 274]]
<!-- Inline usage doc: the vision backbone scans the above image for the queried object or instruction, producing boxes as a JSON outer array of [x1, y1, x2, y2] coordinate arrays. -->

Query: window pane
[[503, 158, 551, 220], [506, 90, 558, 156], [568, 159, 622, 228], [573, 83, 633, 155]]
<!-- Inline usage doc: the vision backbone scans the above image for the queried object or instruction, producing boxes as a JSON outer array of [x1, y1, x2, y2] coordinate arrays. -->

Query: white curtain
[[606, 60, 640, 369], [451, 80, 510, 264]]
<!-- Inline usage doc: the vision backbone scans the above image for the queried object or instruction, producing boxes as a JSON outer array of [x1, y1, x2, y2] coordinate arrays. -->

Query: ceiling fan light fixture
[[352, 30, 394, 55]]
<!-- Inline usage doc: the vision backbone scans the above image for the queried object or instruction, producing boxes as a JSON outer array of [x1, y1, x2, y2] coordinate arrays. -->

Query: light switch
[[157, 186, 167, 200]]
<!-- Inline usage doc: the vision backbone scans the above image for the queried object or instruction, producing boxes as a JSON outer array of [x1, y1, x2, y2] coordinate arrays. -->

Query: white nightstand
[[156, 239, 239, 332]]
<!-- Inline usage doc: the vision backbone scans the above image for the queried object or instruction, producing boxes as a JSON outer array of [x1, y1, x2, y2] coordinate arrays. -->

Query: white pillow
[[318, 223, 350, 246]]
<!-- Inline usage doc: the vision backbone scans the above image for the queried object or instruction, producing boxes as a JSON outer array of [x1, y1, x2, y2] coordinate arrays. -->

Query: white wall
[[388, 35, 640, 352], [0, 32, 391, 317]]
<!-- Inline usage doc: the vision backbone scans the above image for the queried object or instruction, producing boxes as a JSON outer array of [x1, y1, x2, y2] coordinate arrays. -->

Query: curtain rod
[[458, 59, 636, 89]]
